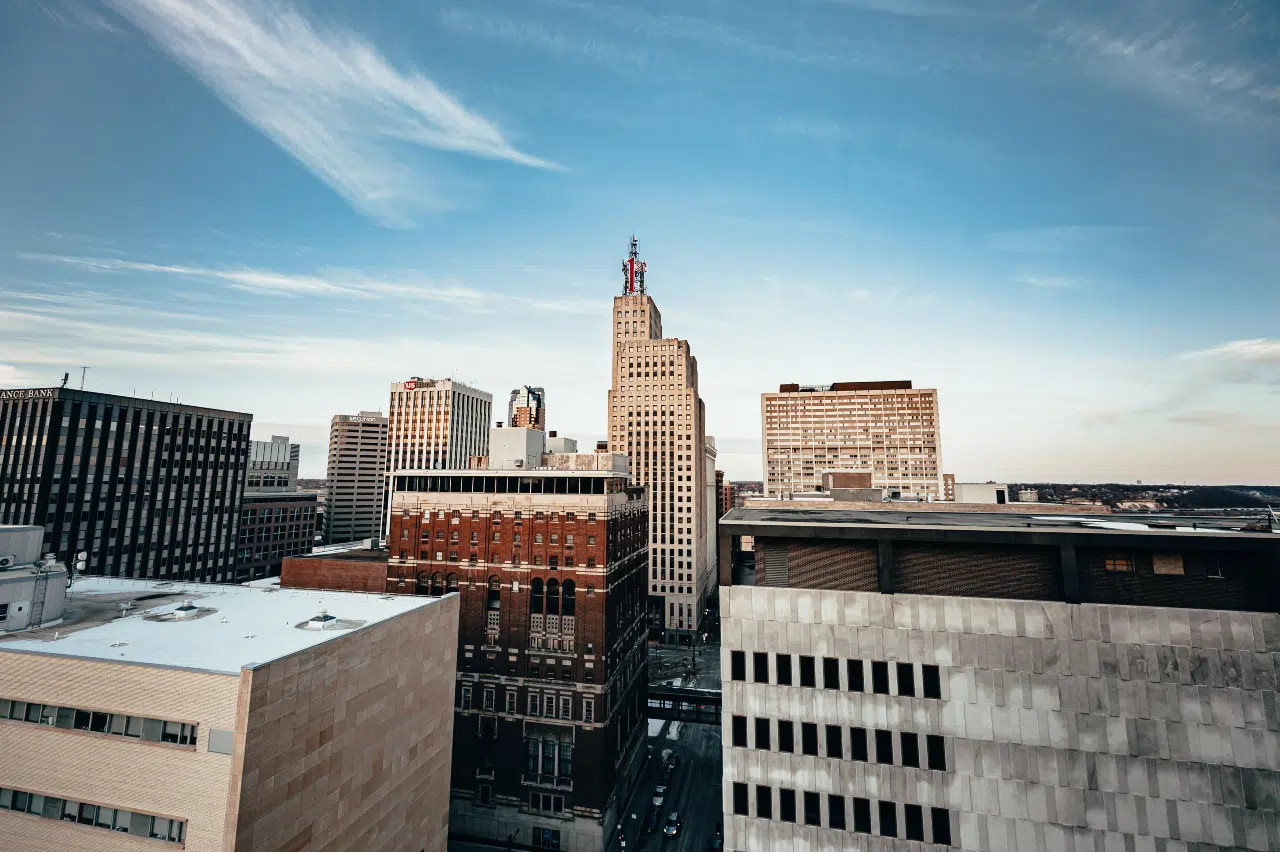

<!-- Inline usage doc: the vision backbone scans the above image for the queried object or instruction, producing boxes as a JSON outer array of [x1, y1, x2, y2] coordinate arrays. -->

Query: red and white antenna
[[621, 235, 647, 295]]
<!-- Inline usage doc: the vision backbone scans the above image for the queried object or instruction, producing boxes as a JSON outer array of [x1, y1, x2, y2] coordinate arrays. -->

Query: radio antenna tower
[[621, 235, 647, 295]]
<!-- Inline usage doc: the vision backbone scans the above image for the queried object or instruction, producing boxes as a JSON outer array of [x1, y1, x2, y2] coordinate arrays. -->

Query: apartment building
[[761, 381, 942, 501], [509, 385, 547, 430], [244, 434, 298, 491], [0, 387, 251, 581], [324, 411, 388, 544], [233, 491, 316, 581], [384, 430, 650, 851], [607, 237, 711, 645], [717, 506, 1280, 852], [0, 577, 458, 850]]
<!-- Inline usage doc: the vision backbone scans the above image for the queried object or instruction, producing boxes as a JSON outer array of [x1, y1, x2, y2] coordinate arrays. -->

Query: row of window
[[406, 550, 599, 568], [730, 717, 946, 770], [730, 784, 951, 845], [730, 651, 942, 699], [0, 787, 186, 843], [457, 684, 596, 722], [0, 699, 197, 746]]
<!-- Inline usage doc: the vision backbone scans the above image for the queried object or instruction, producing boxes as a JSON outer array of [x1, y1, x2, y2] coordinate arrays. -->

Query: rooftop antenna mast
[[78, 366, 89, 390], [621, 235, 646, 295]]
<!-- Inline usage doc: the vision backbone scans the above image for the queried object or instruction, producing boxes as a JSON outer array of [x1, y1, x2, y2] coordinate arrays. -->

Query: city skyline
[[2, 0, 1278, 485]]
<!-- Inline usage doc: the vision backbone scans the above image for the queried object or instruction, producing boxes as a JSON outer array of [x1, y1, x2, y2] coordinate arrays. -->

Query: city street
[[611, 718, 722, 853]]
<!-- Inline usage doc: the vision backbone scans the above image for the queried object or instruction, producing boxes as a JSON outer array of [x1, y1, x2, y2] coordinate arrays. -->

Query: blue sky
[[2, 0, 1277, 483]]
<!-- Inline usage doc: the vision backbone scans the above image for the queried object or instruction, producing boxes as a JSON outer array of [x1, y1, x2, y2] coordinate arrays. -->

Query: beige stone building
[[607, 237, 711, 644], [762, 381, 942, 500], [324, 411, 389, 545], [0, 577, 457, 851]]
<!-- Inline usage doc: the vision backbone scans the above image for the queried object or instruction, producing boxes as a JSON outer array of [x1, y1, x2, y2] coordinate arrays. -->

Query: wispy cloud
[[987, 225, 1144, 253], [814, 0, 974, 18], [1181, 337, 1280, 365], [769, 116, 844, 141], [1016, 274, 1074, 288], [439, 7, 645, 67], [19, 252, 606, 314], [107, 0, 557, 227]]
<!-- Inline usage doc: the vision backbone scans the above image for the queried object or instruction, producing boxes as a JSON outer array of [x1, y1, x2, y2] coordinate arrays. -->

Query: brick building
[[281, 545, 388, 593], [385, 435, 650, 851], [509, 385, 547, 430], [717, 506, 1280, 852], [0, 576, 457, 851], [234, 491, 317, 581]]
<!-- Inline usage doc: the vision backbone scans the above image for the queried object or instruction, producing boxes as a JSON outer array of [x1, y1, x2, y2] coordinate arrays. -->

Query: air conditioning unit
[[0, 555, 15, 569]]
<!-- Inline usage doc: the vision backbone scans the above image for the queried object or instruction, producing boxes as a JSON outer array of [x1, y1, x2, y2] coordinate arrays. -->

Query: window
[[897, 663, 916, 697], [1104, 554, 1134, 573], [901, 732, 920, 767], [0, 787, 183, 842], [732, 783, 749, 816], [821, 657, 839, 689], [799, 656, 816, 688], [755, 718, 771, 750], [922, 664, 941, 699], [730, 650, 746, 682], [871, 660, 890, 694], [875, 729, 894, 764], [753, 652, 769, 683], [905, 804, 925, 841], [825, 725, 842, 759], [829, 794, 846, 830], [775, 654, 792, 685], [531, 826, 561, 850], [847, 659, 865, 692], [560, 696, 571, 719], [528, 694, 540, 716], [803, 791, 821, 826], [479, 784, 492, 806], [779, 789, 796, 823], [853, 797, 871, 833], [927, 735, 946, 771], [505, 692, 517, 714], [778, 720, 794, 753], [801, 722, 818, 756], [850, 727, 869, 761], [932, 807, 952, 846], [756, 785, 772, 819], [731, 715, 748, 748], [878, 801, 898, 837]]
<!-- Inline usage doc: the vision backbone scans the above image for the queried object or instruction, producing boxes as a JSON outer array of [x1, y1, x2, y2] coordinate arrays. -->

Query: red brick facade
[[280, 552, 388, 593]]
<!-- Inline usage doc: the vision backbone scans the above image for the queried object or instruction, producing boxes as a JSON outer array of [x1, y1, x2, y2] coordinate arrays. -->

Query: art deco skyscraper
[[607, 237, 710, 645]]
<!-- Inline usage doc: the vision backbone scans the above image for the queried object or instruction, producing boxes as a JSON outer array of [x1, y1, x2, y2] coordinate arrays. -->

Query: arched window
[[546, 579, 560, 616], [563, 580, 576, 617], [530, 578, 544, 613], [487, 576, 501, 611], [415, 572, 429, 595], [430, 572, 444, 597], [446, 573, 459, 592]]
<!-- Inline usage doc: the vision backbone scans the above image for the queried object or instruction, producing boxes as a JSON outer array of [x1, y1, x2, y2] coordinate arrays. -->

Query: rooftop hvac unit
[[0, 555, 15, 570]]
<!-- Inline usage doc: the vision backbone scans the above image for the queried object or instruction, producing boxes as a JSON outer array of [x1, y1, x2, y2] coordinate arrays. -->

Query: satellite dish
[[76, 551, 88, 560]]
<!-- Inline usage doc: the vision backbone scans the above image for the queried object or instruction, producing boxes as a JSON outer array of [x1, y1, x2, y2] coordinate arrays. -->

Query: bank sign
[[0, 388, 57, 401]]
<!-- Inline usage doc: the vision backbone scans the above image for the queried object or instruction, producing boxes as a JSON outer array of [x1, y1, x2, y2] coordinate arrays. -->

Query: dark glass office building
[[0, 387, 252, 580]]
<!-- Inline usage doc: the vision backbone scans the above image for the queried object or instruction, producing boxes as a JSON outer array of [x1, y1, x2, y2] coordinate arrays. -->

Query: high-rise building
[[324, 411, 388, 545], [0, 576, 458, 850], [383, 428, 649, 850], [235, 433, 315, 581], [717, 505, 1280, 852], [761, 381, 942, 500], [508, 385, 546, 430], [385, 378, 491, 536], [245, 434, 298, 491], [607, 237, 711, 645], [0, 387, 251, 581]]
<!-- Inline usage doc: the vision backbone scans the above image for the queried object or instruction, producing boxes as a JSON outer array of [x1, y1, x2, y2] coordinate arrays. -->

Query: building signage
[[404, 380, 418, 391], [340, 416, 382, 423], [0, 388, 57, 401]]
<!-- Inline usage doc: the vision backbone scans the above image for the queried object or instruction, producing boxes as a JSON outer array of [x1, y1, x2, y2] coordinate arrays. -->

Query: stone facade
[[722, 585, 1280, 851]]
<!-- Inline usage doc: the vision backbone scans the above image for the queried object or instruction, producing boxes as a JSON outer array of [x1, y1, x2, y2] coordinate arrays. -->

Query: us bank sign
[[0, 388, 57, 401]]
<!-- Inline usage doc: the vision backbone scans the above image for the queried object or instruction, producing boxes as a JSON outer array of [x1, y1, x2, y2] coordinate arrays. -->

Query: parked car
[[663, 812, 682, 837]]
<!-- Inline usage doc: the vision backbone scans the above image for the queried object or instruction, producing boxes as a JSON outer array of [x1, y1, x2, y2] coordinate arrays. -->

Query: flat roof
[[0, 576, 440, 675], [392, 468, 625, 477], [289, 548, 386, 563], [721, 506, 1280, 545]]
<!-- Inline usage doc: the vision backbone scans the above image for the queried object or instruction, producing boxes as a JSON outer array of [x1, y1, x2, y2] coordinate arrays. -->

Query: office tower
[[606, 237, 710, 645], [234, 433, 315, 581], [508, 385, 546, 430], [245, 434, 298, 491], [761, 381, 942, 500], [718, 505, 1280, 852], [324, 411, 388, 544], [0, 386, 251, 581], [0, 577, 458, 850], [383, 427, 649, 851], [387, 377, 492, 472]]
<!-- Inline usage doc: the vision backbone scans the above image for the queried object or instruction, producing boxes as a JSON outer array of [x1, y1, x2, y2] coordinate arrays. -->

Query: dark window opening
[[731, 715, 747, 748], [756, 786, 772, 820], [730, 651, 746, 682], [732, 783, 749, 816], [801, 722, 818, 756], [853, 797, 871, 834], [931, 808, 952, 846], [897, 663, 916, 697], [755, 718, 771, 750], [779, 789, 796, 823], [799, 656, 816, 688], [775, 654, 792, 685], [778, 721, 794, 753], [905, 804, 925, 841], [878, 801, 898, 838], [922, 664, 942, 699], [871, 661, 890, 694], [875, 729, 894, 764], [802, 791, 821, 827], [822, 657, 840, 689], [825, 724, 842, 759], [753, 652, 769, 683], [850, 727, 869, 761], [828, 795, 846, 831], [927, 735, 946, 771], [901, 733, 920, 768], [847, 659, 864, 692]]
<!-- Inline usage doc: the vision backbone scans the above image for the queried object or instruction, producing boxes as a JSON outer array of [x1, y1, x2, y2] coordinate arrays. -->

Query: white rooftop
[[0, 576, 442, 675]]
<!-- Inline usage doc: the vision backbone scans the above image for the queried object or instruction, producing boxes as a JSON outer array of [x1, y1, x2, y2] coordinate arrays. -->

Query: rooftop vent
[[173, 600, 200, 619], [295, 609, 366, 631], [142, 600, 216, 623]]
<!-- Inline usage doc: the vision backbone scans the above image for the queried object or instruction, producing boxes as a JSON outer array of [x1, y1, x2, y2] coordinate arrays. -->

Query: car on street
[[663, 812, 682, 837]]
